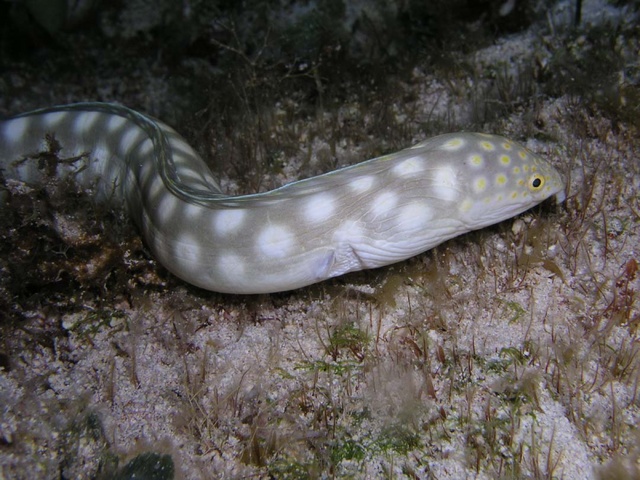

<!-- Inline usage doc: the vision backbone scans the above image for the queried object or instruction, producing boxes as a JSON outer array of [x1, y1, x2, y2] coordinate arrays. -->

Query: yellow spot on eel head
[[480, 141, 495, 151], [496, 174, 507, 186], [518, 150, 527, 160], [474, 177, 487, 192], [511, 191, 518, 199], [523, 165, 530, 172], [513, 166, 521, 174], [459, 199, 473, 212], [500, 155, 511, 165], [470, 154, 483, 166], [443, 138, 464, 150], [502, 142, 512, 150]]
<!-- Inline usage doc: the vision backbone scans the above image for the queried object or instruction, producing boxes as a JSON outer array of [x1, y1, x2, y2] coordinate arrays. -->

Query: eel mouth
[[554, 189, 567, 204]]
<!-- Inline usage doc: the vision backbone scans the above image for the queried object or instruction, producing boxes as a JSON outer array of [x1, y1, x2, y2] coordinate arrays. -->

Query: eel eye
[[528, 174, 545, 191]]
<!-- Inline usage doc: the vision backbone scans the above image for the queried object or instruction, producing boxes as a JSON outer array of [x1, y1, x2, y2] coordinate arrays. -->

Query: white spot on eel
[[3, 116, 29, 140], [0, 102, 566, 294], [43, 111, 69, 128], [305, 193, 336, 223], [433, 166, 459, 202], [349, 175, 375, 193], [73, 111, 102, 134], [371, 191, 398, 218], [393, 157, 424, 176], [257, 225, 294, 258], [214, 209, 246, 235], [107, 115, 127, 132], [218, 253, 246, 278], [396, 202, 434, 231]]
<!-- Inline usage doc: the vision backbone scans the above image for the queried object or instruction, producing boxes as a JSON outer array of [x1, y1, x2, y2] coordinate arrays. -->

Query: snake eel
[[0, 103, 565, 294]]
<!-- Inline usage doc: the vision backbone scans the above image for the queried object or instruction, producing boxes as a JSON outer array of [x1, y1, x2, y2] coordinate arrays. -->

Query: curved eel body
[[0, 103, 565, 294]]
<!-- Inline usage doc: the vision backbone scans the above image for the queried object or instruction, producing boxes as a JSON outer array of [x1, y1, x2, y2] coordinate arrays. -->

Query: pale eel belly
[[0, 103, 565, 294]]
